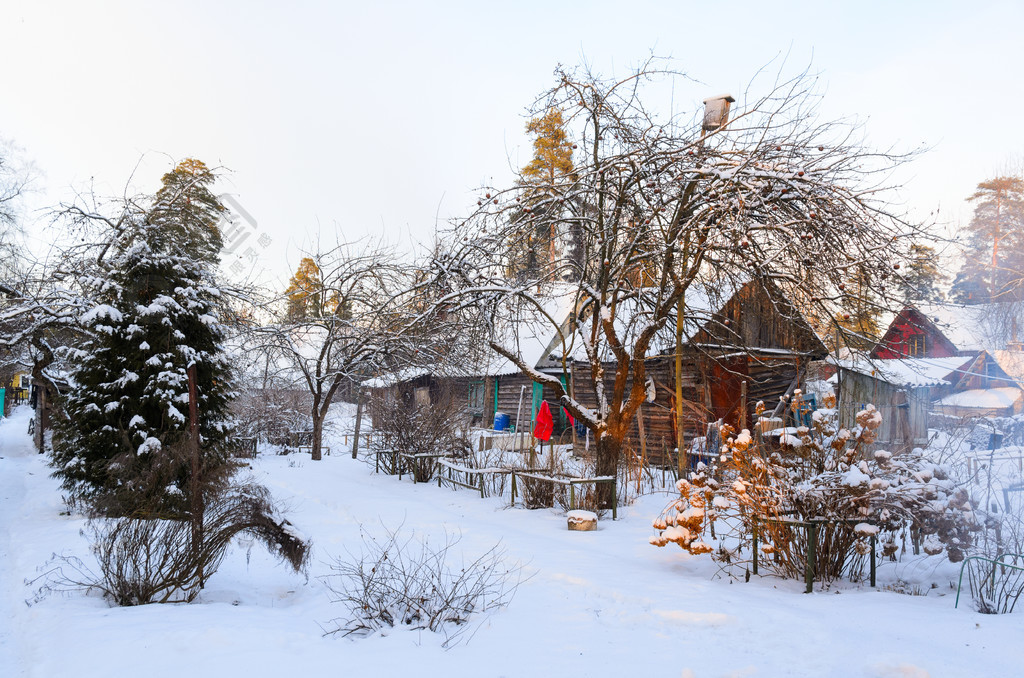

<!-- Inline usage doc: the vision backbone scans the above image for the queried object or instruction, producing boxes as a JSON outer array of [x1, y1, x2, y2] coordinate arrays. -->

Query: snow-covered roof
[[832, 355, 974, 387], [992, 350, 1024, 386], [489, 286, 580, 376], [361, 367, 431, 389], [935, 387, 1023, 409]]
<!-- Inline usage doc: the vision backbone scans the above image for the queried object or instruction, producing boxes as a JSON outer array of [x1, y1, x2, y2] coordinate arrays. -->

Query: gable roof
[[871, 306, 959, 358], [560, 279, 827, 363]]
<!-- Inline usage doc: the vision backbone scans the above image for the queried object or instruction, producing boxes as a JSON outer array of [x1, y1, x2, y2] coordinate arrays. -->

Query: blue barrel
[[493, 412, 510, 431]]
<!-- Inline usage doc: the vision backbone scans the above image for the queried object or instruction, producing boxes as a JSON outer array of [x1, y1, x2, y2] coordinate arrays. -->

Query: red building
[[870, 307, 959, 359]]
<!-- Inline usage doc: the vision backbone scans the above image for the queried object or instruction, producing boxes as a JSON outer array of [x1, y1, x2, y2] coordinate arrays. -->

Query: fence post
[[806, 523, 817, 594], [510, 471, 517, 507], [612, 480, 617, 521], [480, 473, 485, 499], [351, 390, 364, 459], [752, 518, 759, 575], [570, 483, 576, 511], [870, 534, 877, 587]]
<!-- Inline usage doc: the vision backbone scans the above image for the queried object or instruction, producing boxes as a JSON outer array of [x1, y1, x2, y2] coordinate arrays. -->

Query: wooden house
[[873, 302, 1024, 359], [871, 307, 959, 359], [367, 280, 829, 463], [562, 280, 828, 464], [867, 303, 1024, 426]]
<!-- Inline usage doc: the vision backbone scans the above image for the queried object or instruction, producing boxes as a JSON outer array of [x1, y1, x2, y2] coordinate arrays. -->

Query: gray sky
[[3, 0, 1022, 287]]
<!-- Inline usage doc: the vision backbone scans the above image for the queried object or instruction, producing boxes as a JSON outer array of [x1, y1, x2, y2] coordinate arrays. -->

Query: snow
[[0, 404, 1021, 677], [843, 466, 871, 488], [935, 387, 1022, 410], [832, 356, 974, 387], [80, 304, 123, 324]]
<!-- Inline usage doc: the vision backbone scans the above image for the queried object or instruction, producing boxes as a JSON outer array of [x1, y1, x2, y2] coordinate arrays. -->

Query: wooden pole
[[739, 380, 748, 431], [675, 299, 685, 479], [636, 403, 647, 494], [352, 387, 365, 459]]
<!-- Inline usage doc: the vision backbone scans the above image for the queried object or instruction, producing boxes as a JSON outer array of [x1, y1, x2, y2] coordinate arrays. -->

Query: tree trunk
[[311, 411, 324, 461], [595, 433, 621, 509]]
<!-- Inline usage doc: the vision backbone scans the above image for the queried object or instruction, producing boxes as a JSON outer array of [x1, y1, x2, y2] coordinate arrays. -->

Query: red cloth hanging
[[563, 406, 575, 427], [533, 400, 553, 441]]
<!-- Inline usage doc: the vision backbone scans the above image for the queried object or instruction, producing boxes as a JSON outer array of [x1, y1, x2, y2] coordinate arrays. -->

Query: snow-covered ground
[[1, 404, 1020, 678]]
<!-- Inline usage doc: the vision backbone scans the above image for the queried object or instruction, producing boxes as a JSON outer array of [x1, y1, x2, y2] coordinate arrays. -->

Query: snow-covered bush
[[651, 396, 980, 583], [34, 483, 309, 606], [322, 526, 521, 645]]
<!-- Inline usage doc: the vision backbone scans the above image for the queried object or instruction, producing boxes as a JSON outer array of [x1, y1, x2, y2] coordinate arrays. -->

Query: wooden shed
[[566, 280, 828, 465], [367, 280, 828, 462], [831, 354, 1022, 450]]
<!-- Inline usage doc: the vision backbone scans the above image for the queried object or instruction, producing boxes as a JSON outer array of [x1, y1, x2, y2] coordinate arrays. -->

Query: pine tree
[[53, 160, 234, 513], [900, 243, 947, 303], [149, 158, 225, 264], [834, 265, 882, 347], [522, 109, 575, 184], [951, 177, 1024, 303], [284, 257, 339, 321], [507, 109, 577, 282]]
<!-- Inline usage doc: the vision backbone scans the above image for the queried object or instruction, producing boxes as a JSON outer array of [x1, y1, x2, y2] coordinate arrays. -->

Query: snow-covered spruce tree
[[52, 159, 234, 515]]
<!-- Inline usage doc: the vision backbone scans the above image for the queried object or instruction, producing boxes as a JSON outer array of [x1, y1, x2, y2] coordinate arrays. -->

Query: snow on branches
[[652, 398, 979, 583]]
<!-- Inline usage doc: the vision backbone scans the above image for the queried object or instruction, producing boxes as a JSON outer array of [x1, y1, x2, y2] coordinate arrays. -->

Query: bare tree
[[244, 243, 416, 461], [427, 60, 925, 507]]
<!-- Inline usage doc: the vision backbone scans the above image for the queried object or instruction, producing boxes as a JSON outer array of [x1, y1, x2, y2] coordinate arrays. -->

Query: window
[[414, 386, 430, 407], [907, 333, 925, 357], [468, 381, 485, 414]]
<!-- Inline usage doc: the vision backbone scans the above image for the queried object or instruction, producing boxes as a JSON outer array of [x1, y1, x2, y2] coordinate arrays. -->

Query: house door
[[708, 358, 748, 429]]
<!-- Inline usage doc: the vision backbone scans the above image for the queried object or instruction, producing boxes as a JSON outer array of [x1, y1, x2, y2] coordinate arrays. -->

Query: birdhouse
[[702, 94, 735, 132]]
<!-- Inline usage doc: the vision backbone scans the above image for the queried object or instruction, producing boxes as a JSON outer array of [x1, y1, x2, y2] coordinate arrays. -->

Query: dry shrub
[[964, 554, 1024, 614], [652, 396, 981, 584], [33, 483, 310, 606], [322, 525, 522, 646], [368, 384, 471, 480], [230, 385, 312, 447], [518, 474, 557, 509]]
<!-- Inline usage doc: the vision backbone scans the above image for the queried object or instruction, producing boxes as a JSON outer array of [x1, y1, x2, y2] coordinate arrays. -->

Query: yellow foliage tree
[[522, 108, 575, 183], [509, 109, 577, 281], [285, 257, 338, 321]]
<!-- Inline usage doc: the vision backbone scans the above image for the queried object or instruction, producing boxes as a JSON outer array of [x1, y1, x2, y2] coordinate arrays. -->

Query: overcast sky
[[2, 0, 1022, 287]]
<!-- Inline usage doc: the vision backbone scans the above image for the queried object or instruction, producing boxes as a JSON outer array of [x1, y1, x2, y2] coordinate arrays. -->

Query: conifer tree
[[53, 160, 234, 513], [507, 109, 578, 281], [900, 243, 947, 303], [285, 257, 337, 321], [951, 177, 1024, 303]]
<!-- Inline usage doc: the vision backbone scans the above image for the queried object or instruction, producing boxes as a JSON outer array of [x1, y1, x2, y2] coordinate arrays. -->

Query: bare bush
[[964, 554, 1024, 614], [322, 525, 522, 645], [368, 385, 472, 479], [230, 386, 312, 447], [33, 483, 310, 606]]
